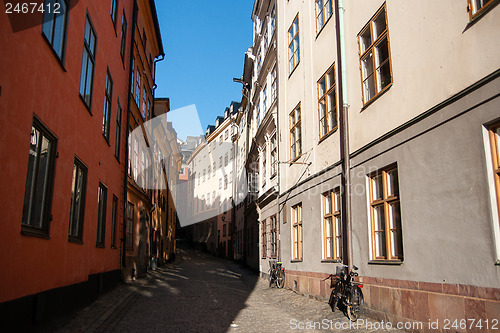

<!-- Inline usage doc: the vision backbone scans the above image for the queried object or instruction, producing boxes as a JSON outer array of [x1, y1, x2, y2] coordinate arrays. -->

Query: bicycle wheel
[[276, 269, 285, 288], [346, 286, 364, 321], [269, 270, 275, 287]]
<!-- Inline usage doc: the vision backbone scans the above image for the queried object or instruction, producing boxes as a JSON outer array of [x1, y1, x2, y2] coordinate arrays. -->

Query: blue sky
[[154, 1, 254, 140]]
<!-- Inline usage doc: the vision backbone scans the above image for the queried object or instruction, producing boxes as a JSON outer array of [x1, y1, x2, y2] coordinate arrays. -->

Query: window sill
[[315, 14, 333, 40], [368, 259, 403, 265], [288, 61, 300, 79], [290, 259, 303, 263], [41, 33, 67, 72], [96, 243, 105, 248], [79, 94, 93, 115], [361, 83, 393, 112], [464, 0, 500, 32], [68, 236, 83, 244], [21, 226, 50, 239], [321, 259, 342, 263], [318, 127, 338, 144]]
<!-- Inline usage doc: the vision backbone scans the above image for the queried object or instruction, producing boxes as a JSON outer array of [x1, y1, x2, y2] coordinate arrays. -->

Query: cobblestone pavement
[[57, 244, 405, 333]]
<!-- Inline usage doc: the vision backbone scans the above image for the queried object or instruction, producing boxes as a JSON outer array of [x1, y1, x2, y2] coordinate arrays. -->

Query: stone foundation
[[285, 270, 500, 332]]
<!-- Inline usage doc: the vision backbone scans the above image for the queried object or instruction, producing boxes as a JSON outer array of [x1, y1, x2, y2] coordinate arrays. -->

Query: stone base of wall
[[285, 270, 500, 332]]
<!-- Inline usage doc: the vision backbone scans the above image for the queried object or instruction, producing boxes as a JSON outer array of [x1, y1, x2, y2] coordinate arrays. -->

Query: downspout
[[335, 0, 352, 269], [123, 0, 138, 269]]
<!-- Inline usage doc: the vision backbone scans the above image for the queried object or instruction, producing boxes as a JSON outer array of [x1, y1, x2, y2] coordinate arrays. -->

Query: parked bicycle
[[268, 259, 285, 288], [325, 264, 364, 321]]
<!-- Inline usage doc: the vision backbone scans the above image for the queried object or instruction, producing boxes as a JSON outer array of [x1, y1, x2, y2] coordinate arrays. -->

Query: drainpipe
[[335, 0, 352, 269], [123, 0, 138, 269]]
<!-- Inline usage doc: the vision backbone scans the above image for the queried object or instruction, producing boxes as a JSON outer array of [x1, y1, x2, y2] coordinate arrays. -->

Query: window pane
[[318, 78, 326, 96], [375, 231, 386, 257], [373, 205, 385, 231], [32, 135, 52, 228], [325, 0, 333, 18], [361, 52, 374, 79], [335, 216, 341, 236], [328, 91, 337, 130], [42, 0, 55, 41], [372, 9, 386, 40], [22, 127, 39, 226], [377, 62, 391, 92], [326, 237, 333, 258], [52, 0, 67, 57], [334, 191, 340, 212], [375, 38, 389, 67], [372, 175, 383, 200], [324, 194, 331, 214], [388, 202, 401, 230], [387, 168, 399, 197], [359, 28, 371, 54], [319, 100, 327, 137]]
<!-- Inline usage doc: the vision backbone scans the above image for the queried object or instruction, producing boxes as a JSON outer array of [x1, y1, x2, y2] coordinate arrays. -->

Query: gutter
[[335, 0, 353, 269]]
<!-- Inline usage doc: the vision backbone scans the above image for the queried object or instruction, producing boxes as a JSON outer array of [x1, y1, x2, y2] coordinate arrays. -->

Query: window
[[290, 104, 302, 160], [79, 15, 97, 109], [68, 158, 87, 241], [219, 178, 222, 190], [229, 171, 233, 184], [315, 0, 333, 33], [270, 215, 277, 258], [223, 224, 227, 237], [207, 166, 211, 179], [262, 85, 267, 114], [225, 153, 228, 167], [126, 202, 134, 249], [262, 219, 267, 258], [42, 0, 68, 60], [318, 65, 337, 138], [323, 189, 341, 260], [142, 86, 147, 119], [292, 204, 303, 261], [120, 12, 127, 60], [358, 4, 392, 105], [230, 148, 233, 160], [213, 162, 216, 177], [288, 15, 300, 74], [219, 156, 223, 168], [133, 137, 138, 178], [225, 130, 229, 140], [103, 69, 113, 142], [130, 58, 134, 94], [203, 169, 206, 182], [369, 166, 403, 261], [21, 118, 57, 236], [224, 175, 228, 189], [271, 65, 277, 102], [135, 69, 141, 106], [270, 134, 277, 177], [488, 123, 500, 222], [468, 0, 497, 19], [201, 195, 205, 211], [96, 182, 107, 246], [261, 146, 267, 187], [110, 0, 117, 25], [115, 99, 122, 158], [111, 195, 118, 247], [212, 191, 216, 208]]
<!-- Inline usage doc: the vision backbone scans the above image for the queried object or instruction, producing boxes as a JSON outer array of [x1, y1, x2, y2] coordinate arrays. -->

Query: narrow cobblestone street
[[56, 242, 404, 333]]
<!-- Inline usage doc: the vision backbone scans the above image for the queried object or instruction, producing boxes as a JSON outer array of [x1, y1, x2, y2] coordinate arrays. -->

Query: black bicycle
[[268, 260, 285, 288], [325, 264, 364, 321]]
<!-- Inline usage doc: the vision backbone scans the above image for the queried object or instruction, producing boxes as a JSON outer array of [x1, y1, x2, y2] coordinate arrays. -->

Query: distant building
[[187, 102, 240, 258]]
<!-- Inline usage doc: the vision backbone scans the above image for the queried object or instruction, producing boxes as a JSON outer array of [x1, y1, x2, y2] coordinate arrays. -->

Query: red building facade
[[0, 0, 138, 328]]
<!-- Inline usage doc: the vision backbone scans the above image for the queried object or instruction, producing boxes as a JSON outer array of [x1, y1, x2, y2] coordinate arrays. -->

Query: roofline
[[149, 0, 164, 56]]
